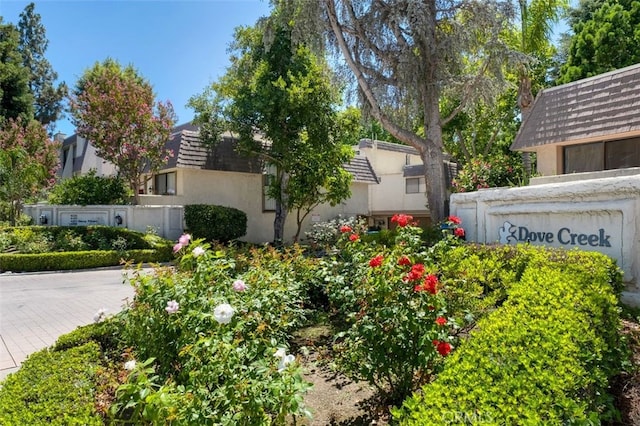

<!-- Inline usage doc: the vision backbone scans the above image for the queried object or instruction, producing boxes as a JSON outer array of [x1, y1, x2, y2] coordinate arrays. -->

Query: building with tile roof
[[511, 62, 640, 177]]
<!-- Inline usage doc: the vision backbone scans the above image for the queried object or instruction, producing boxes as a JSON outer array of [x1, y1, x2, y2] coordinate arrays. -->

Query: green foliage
[[0, 225, 173, 271], [113, 241, 316, 424], [49, 169, 130, 205], [0, 225, 164, 253], [53, 317, 125, 355], [558, 0, 640, 84], [184, 204, 247, 242], [0, 342, 103, 425], [0, 18, 33, 122], [394, 249, 623, 424], [451, 153, 526, 192], [0, 248, 171, 272]]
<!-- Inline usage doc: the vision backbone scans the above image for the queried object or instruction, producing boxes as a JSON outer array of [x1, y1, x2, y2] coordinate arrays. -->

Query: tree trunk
[[518, 74, 534, 176], [422, 85, 448, 224], [273, 170, 289, 245]]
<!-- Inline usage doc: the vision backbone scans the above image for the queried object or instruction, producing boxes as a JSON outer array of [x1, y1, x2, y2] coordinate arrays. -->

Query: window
[[263, 165, 276, 211], [406, 177, 425, 194], [154, 172, 176, 195], [564, 137, 640, 173]]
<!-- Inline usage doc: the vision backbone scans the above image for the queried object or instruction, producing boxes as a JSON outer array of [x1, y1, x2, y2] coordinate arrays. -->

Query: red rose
[[391, 213, 413, 227], [398, 255, 412, 266], [435, 316, 447, 326], [340, 225, 352, 233], [349, 233, 360, 242], [369, 255, 383, 267], [448, 215, 462, 225], [405, 263, 425, 282], [437, 341, 452, 356], [454, 227, 465, 238], [423, 274, 439, 294]]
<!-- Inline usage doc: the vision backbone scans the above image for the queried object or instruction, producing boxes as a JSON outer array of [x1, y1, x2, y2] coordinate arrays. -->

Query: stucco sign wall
[[450, 174, 640, 303]]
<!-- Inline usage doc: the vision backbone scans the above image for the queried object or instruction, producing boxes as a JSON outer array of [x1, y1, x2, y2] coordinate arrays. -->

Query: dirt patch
[[290, 324, 390, 426]]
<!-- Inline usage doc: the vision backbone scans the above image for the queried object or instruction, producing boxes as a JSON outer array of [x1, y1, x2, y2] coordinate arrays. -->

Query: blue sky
[[0, 0, 273, 136]]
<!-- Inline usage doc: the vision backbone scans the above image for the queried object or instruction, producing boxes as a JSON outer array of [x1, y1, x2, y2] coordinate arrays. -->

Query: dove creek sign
[[499, 221, 612, 248]]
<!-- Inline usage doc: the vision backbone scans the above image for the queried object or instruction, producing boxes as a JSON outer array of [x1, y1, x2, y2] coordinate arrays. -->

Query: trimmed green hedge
[[0, 225, 173, 272], [395, 249, 623, 424], [184, 204, 247, 242], [0, 342, 104, 425], [0, 248, 173, 272]]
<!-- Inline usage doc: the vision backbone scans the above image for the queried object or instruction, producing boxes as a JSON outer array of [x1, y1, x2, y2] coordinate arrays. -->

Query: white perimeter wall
[[25, 173, 371, 245]]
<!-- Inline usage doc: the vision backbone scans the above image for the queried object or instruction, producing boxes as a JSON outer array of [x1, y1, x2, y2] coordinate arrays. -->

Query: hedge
[[184, 204, 247, 242], [0, 342, 104, 425], [394, 249, 623, 424], [0, 248, 172, 272]]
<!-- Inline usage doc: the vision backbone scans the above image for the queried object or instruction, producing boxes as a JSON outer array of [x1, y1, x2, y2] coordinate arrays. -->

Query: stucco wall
[[450, 173, 640, 304], [359, 144, 427, 216], [534, 145, 560, 176]]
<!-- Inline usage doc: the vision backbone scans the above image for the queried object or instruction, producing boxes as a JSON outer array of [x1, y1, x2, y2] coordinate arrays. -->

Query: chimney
[[54, 132, 67, 143]]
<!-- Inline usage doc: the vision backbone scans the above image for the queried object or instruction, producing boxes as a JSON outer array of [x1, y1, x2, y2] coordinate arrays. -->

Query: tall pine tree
[[17, 3, 67, 131]]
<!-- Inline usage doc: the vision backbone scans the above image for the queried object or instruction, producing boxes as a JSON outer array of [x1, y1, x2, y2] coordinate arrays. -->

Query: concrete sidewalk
[[0, 268, 137, 381]]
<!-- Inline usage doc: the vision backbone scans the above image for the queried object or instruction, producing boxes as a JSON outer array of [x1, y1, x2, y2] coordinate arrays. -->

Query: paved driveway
[[0, 268, 137, 381]]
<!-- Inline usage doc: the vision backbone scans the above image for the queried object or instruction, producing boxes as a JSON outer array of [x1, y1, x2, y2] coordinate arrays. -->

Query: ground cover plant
[[0, 216, 630, 425]]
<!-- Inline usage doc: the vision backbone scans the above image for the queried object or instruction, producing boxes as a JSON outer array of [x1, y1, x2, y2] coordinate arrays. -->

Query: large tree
[[17, 3, 67, 131], [0, 118, 59, 225], [69, 59, 176, 205], [558, 0, 640, 83], [0, 19, 33, 122], [190, 17, 357, 243], [317, 0, 521, 222]]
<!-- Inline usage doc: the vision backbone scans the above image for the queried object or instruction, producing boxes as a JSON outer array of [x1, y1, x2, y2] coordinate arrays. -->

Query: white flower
[[93, 308, 108, 323], [213, 303, 235, 324], [165, 300, 179, 314], [124, 360, 136, 371], [274, 348, 295, 372], [232, 279, 247, 292], [192, 246, 205, 257]]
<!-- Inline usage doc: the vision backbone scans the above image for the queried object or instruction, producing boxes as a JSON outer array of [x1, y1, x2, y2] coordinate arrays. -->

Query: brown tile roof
[[344, 155, 379, 183], [511, 63, 640, 151], [166, 130, 263, 174], [165, 128, 379, 184]]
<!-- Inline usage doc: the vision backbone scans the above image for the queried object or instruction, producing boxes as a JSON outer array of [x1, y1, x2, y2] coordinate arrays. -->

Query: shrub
[[0, 342, 104, 425], [48, 169, 130, 205], [451, 153, 526, 193], [184, 204, 247, 243], [394, 253, 623, 424], [0, 248, 172, 272]]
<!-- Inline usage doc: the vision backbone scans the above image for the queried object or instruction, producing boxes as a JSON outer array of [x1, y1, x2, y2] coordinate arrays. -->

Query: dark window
[[606, 138, 640, 169], [564, 137, 640, 174], [405, 177, 425, 194], [564, 143, 603, 173], [154, 172, 176, 195]]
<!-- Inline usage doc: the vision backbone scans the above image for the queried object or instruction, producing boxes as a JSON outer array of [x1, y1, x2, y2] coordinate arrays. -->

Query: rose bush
[[320, 214, 458, 404], [113, 237, 316, 424]]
